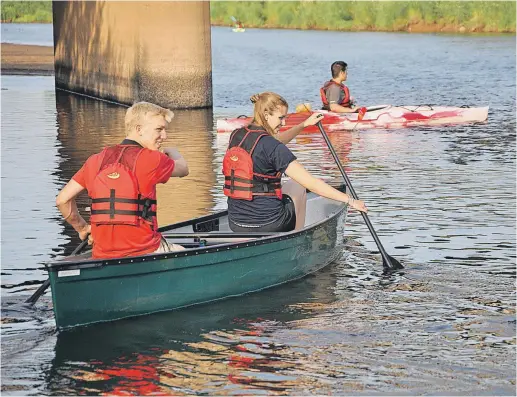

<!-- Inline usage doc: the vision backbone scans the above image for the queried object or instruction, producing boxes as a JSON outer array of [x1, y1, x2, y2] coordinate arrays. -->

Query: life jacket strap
[[90, 209, 157, 217], [91, 198, 157, 205], [224, 178, 281, 193], [223, 185, 280, 194], [90, 190, 157, 220], [224, 175, 280, 183]]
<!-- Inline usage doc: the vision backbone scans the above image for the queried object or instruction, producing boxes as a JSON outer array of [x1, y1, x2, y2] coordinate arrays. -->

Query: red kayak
[[216, 105, 489, 133]]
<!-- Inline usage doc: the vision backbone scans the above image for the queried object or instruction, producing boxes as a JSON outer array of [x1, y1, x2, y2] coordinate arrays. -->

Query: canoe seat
[[163, 232, 280, 247]]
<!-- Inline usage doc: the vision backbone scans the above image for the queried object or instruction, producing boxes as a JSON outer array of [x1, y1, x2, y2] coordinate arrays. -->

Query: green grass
[[2, 1, 515, 33], [1, 1, 51, 23], [212, 1, 516, 33]]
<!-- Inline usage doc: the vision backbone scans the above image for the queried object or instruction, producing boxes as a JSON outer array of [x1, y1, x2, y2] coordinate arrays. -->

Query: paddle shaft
[[316, 122, 400, 271], [25, 237, 90, 305]]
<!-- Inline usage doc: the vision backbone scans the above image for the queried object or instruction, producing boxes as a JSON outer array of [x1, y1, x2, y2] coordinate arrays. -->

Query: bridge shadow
[[53, 0, 146, 104]]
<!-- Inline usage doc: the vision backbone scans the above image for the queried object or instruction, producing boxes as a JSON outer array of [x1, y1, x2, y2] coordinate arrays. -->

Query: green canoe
[[46, 188, 348, 330]]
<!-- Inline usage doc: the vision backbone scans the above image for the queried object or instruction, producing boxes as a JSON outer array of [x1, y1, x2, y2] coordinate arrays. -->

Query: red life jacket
[[320, 80, 351, 110], [222, 127, 282, 201], [89, 145, 157, 227]]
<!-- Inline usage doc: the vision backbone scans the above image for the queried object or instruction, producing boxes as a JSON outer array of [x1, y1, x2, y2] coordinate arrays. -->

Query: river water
[[1, 25, 515, 395]]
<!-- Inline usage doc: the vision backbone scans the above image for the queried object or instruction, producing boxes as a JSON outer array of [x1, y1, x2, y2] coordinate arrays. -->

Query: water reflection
[[0, 76, 63, 293], [46, 267, 339, 395]]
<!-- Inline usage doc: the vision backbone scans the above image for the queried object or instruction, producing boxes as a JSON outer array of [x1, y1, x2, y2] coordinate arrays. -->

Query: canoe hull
[[47, 194, 346, 329], [216, 105, 489, 133]]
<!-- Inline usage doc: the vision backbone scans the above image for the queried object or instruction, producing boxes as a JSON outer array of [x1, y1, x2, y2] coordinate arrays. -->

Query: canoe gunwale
[[46, 188, 347, 272], [46, 210, 345, 271]]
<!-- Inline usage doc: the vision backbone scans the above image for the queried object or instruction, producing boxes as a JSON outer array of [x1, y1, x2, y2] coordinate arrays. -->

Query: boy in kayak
[[320, 61, 358, 113], [223, 92, 367, 233], [55, 102, 189, 259]]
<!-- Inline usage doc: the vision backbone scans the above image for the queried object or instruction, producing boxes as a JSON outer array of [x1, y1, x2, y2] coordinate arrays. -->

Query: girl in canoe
[[223, 92, 367, 233]]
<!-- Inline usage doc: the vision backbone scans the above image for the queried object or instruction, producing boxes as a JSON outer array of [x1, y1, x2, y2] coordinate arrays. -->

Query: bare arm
[[163, 147, 189, 177], [329, 103, 358, 113], [276, 123, 305, 144], [284, 161, 367, 212], [276, 113, 324, 144], [56, 179, 91, 240]]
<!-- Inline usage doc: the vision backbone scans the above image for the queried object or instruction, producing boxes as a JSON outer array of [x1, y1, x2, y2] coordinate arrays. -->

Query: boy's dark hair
[[331, 61, 347, 78]]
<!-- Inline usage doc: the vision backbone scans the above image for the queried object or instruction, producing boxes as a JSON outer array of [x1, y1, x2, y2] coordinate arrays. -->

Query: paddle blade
[[295, 103, 312, 113], [25, 279, 50, 304], [25, 237, 90, 305], [383, 254, 404, 273]]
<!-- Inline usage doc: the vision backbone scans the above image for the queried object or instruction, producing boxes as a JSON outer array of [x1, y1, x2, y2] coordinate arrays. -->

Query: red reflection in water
[[91, 353, 170, 396]]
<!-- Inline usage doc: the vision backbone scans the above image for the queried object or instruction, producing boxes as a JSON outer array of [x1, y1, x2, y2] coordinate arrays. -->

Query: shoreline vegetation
[[1, 1, 515, 33]]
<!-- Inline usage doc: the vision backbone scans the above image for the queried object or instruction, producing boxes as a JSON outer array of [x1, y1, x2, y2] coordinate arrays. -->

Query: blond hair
[[250, 92, 288, 135], [125, 102, 174, 135]]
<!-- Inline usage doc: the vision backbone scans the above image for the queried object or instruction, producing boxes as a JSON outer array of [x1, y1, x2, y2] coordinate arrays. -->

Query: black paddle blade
[[25, 238, 90, 305], [25, 279, 50, 304], [383, 254, 404, 273]]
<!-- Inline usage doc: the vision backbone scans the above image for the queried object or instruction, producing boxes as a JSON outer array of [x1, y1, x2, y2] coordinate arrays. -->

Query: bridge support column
[[53, 0, 212, 109]]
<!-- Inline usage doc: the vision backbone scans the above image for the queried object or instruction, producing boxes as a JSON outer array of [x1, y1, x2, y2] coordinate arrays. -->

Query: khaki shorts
[[154, 238, 186, 253]]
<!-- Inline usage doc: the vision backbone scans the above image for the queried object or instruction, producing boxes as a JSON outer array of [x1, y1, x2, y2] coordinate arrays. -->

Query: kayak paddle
[[25, 237, 90, 305], [316, 121, 403, 273]]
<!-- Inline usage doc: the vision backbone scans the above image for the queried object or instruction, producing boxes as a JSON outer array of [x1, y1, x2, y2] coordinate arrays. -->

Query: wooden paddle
[[25, 237, 90, 305], [316, 121, 403, 273]]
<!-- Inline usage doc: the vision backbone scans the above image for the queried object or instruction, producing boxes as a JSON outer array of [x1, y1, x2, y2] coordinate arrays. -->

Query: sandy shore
[[1, 43, 54, 75]]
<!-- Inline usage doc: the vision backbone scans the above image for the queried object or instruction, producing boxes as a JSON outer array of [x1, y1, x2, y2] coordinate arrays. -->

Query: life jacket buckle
[[142, 198, 151, 219]]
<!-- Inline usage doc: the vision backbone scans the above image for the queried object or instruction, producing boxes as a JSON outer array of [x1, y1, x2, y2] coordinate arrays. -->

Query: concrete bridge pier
[[53, 0, 212, 109]]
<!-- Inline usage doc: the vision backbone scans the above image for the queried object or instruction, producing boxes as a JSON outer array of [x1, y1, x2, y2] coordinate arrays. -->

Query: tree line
[[2, 1, 515, 33]]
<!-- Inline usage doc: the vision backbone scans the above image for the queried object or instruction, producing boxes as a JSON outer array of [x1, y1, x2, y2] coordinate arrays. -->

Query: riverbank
[[3, 21, 516, 34], [2, 1, 515, 33], [1, 43, 54, 75], [212, 22, 515, 34], [210, 1, 516, 34]]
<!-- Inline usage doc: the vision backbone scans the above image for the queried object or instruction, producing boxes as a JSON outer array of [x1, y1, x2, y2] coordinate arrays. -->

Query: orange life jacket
[[222, 127, 282, 201], [320, 80, 351, 110], [89, 145, 157, 227]]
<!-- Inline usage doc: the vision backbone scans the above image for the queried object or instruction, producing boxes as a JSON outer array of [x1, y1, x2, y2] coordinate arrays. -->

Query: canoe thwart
[[162, 232, 279, 239]]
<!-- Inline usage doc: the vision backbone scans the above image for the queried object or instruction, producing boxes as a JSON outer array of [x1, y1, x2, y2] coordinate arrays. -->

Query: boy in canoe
[[320, 61, 359, 113], [223, 92, 367, 233], [55, 102, 189, 258]]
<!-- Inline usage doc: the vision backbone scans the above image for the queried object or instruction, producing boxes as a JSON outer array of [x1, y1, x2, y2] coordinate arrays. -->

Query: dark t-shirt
[[228, 126, 297, 225], [326, 84, 345, 106]]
